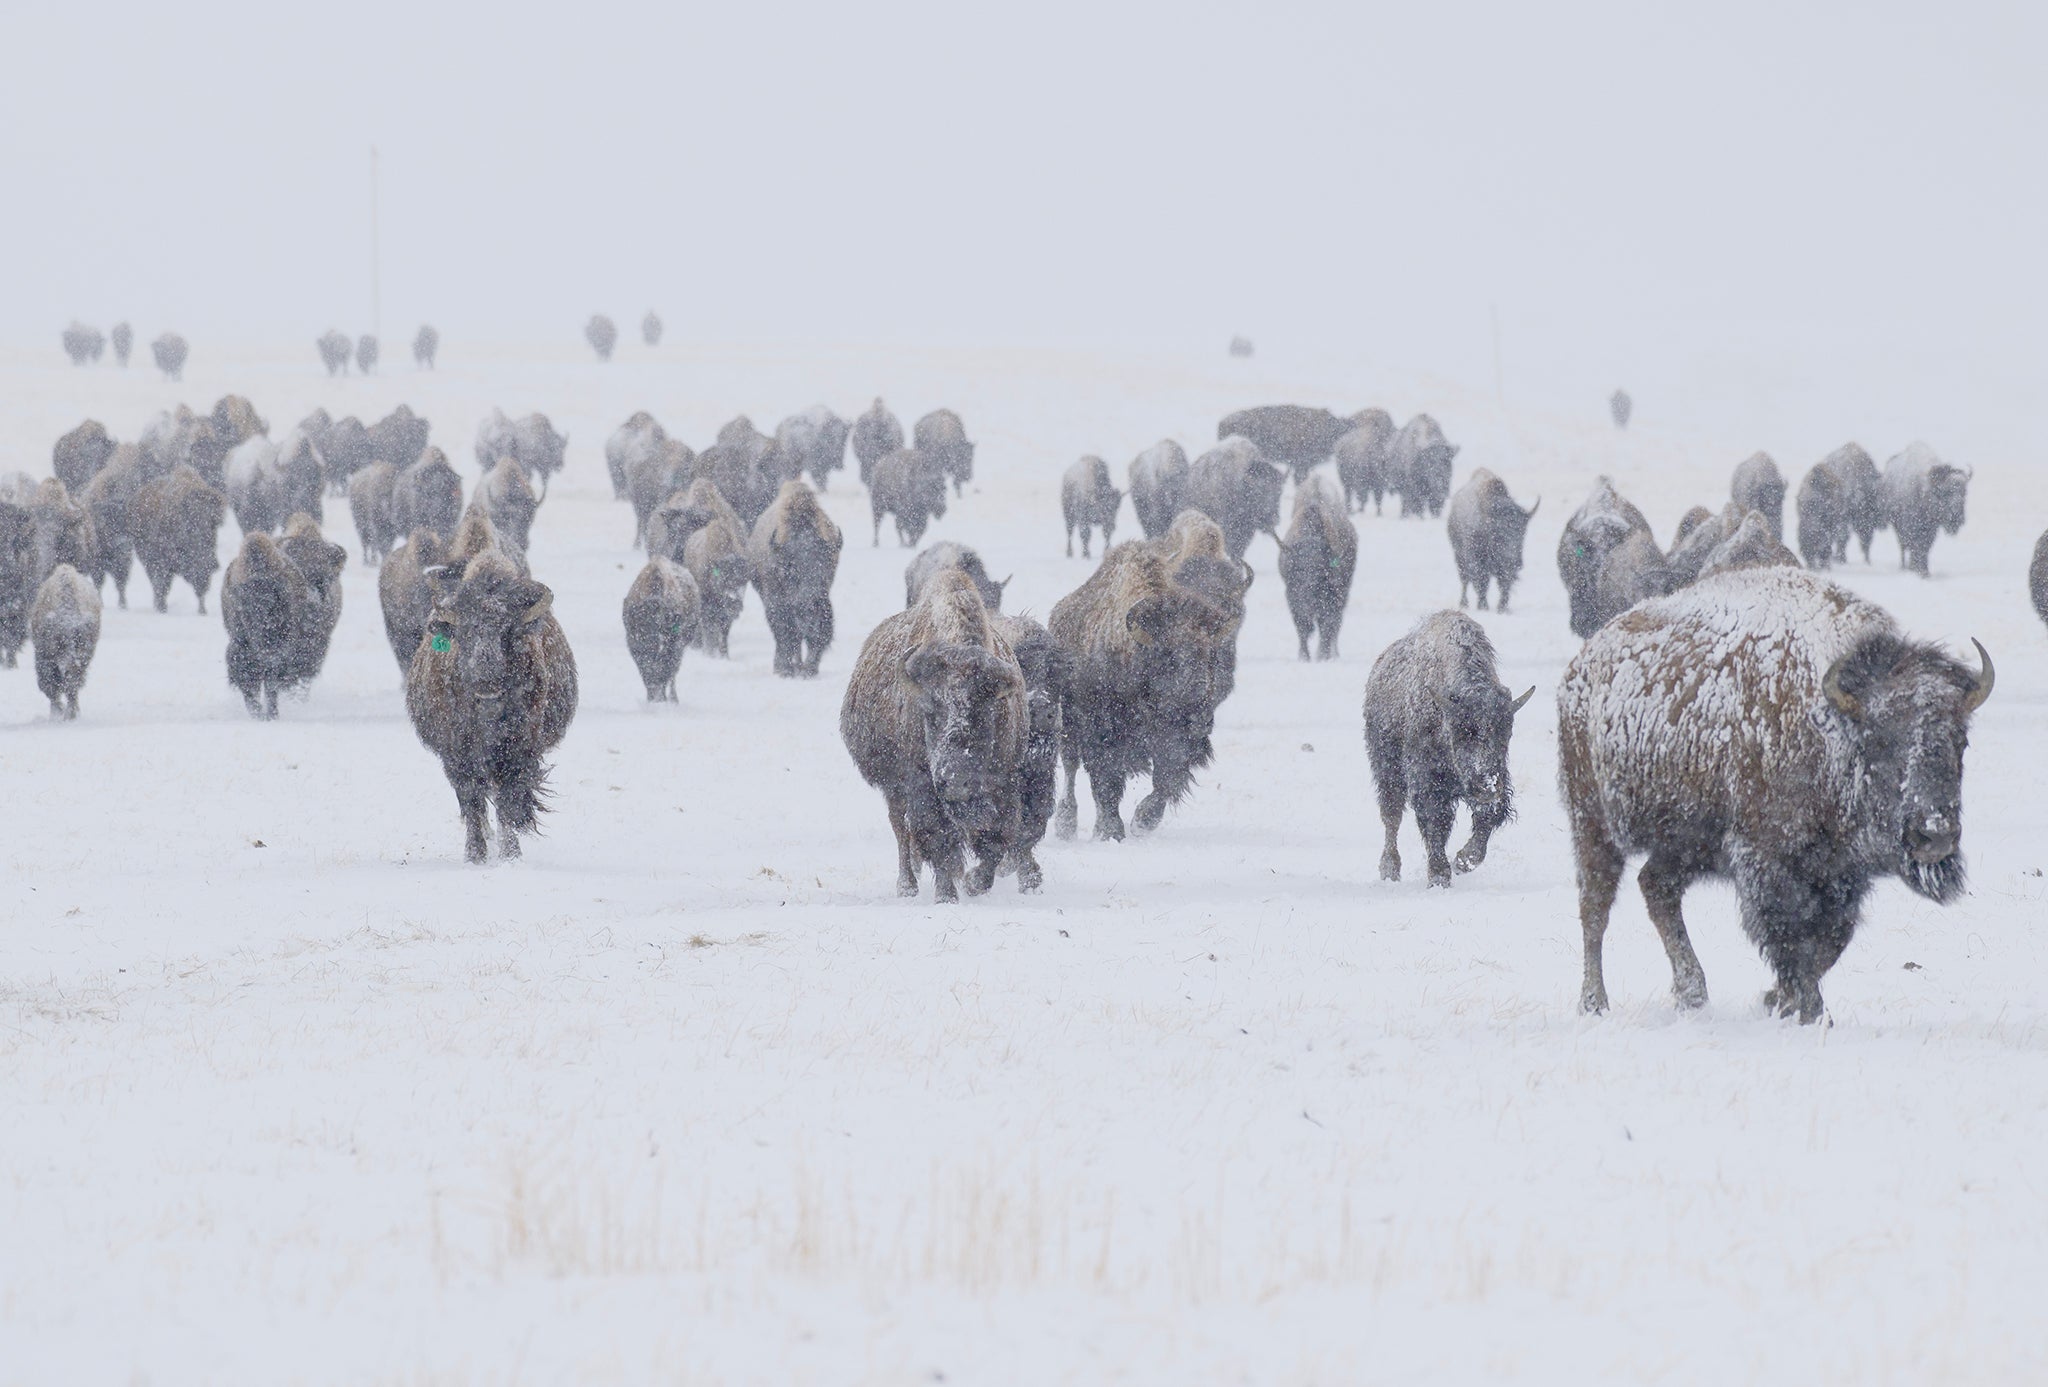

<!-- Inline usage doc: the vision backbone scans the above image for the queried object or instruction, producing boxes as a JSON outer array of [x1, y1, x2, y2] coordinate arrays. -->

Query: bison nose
[[1907, 816, 1957, 864]]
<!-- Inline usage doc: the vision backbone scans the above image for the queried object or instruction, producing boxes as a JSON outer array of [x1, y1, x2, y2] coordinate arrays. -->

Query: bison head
[[429, 559, 554, 697], [1929, 464, 1970, 535], [1126, 589, 1236, 742], [1442, 680, 1535, 807], [1244, 459, 1285, 532], [1824, 636, 1993, 902], [905, 641, 1018, 834]]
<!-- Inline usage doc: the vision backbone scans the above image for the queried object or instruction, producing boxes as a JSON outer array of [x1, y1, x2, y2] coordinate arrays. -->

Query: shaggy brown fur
[[1127, 439, 1190, 539], [992, 611, 1068, 891], [473, 457, 540, 555], [0, 502, 36, 666], [750, 481, 842, 677], [1445, 468, 1537, 612], [1275, 476, 1359, 659], [349, 461, 400, 565], [27, 479, 96, 592], [842, 569, 1027, 901], [852, 398, 905, 486], [628, 437, 695, 548], [132, 466, 227, 613], [679, 501, 751, 658], [1335, 410, 1397, 515], [1061, 455, 1123, 558], [29, 563, 101, 719], [912, 409, 975, 496], [378, 529, 448, 669], [54, 420, 116, 496], [211, 395, 268, 451], [391, 447, 464, 544], [905, 541, 1006, 612], [220, 522, 346, 718], [1730, 451, 1787, 543], [82, 444, 144, 607], [868, 448, 948, 547], [622, 557, 700, 701], [406, 552, 578, 862]]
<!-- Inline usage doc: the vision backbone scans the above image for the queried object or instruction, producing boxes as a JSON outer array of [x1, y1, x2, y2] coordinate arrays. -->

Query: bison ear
[[1124, 596, 1169, 642], [517, 582, 553, 625], [903, 645, 946, 688], [1822, 655, 1864, 720]]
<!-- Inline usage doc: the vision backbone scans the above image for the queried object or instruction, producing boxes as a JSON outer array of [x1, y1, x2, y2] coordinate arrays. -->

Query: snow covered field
[[4, 339, 2046, 1385]]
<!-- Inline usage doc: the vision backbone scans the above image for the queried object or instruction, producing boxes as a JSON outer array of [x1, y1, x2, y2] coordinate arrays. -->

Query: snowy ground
[[4, 339, 2046, 1385]]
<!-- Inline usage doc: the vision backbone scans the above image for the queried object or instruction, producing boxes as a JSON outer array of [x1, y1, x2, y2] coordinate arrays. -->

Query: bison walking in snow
[[1050, 538, 1244, 841], [905, 541, 1006, 612], [1127, 440, 1189, 540], [1335, 410, 1397, 516], [852, 399, 905, 488], [1217, 405, 1349, 484], [406, 553, 578, 862], [151, 333, 189, 382], [750, 481, 842, 677], [1364, 612, 1533, 887], [1730, 452, 1786, 542], [841, 569, 1028, 901], [1446, 469, 1537, 612], [54, 420, 116, 496], [1559, 565, 1992, 1022], [132, 467, 228, 613], [1389, 414, 1458, 518], [868, 449, 948, 547], [913, 409, 975, 496], [1881, 442, 1970, 576], [1061, 455, 1123, 558], [30, 564, 101, 719], [585, 314, 618, 361], [414, 324, 439, 368], [777, 407, 851, 492], [1274, 476, 1357, 660], [220, 519, 348, 718], [622, 557, 700, 702], [1557, 477, 1670, 639], [317, 331, 352, 376], [1185, 437, 1284, 562]]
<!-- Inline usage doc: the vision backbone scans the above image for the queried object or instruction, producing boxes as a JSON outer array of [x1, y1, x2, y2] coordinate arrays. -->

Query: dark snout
[[1905, 809, 1958, 865]]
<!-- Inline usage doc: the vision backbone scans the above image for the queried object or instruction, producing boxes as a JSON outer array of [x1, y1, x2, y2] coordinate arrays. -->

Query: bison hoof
[[1378, 852, 1400, 882], [935, 879, 960, 904], [1673, 973, 1708, 1010], [1016, 860, 1043, 894], [1453, 846, 1485, 874], [1580, 984, 1609, 1015], [1427, 870, 1452, 889], [1053, 804, 1078, 841], [896, 874, 919, 898], [1093, 819, 1125, 843], [1132, 797, 1166, 834], [465, 841, 488, 865]]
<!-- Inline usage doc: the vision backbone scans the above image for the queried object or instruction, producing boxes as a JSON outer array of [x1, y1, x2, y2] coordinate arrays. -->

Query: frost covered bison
[[841, 568, 1028, 902], [1364, 612, 1532, 887], [1559, 566, 1992, 1023]]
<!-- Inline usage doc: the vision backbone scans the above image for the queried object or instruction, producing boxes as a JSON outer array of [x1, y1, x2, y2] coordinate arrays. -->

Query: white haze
[[6, 0, 2046, 452]]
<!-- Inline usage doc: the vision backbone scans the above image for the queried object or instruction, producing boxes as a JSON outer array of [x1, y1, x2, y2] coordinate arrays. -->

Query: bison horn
[[1510, 685, 1535, 713], [1822, 655, 1863, 720], [1524, 496, 1541, 521], [1963, 637, 1994, 712], [1238, 560, 1256, 593], [997, 574, 1013, 590], [1266, 528, 1292, 555], [521, 588, 554, 625]]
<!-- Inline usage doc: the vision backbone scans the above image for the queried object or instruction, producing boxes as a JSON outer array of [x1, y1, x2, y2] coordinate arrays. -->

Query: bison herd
[[17, 365, 2038, 1026]]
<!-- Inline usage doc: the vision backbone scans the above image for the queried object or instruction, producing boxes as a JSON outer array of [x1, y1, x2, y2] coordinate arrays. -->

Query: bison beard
[[1559, 566, 1991, 1023]]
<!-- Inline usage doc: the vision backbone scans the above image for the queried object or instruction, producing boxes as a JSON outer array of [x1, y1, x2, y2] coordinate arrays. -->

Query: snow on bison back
[[1557, 565, 1992, 1024]]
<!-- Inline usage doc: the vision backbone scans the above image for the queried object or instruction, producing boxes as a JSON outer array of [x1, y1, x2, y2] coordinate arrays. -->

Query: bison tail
[[497, 761, 555, 836]]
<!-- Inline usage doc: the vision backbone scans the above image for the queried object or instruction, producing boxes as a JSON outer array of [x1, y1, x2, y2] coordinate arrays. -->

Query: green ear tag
[[431, 633, 452, 652]]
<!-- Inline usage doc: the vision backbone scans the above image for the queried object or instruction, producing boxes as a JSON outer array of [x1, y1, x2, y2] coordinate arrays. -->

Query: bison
[[841, 568, 1027, 901], [1050, 539, 1241, 841], [749, 481, 842, 677], [869, 448, 948, 548], [1364, 611, 1533, 887], [995, 612, 1067, 892], [913, 409, 975, 496], [475, 409, 569, 497], [406, 552, 579, 862], [391, 447, 465, 544], [905, 541, 1006, 612], [606, 411, 663, 500], [1794, 461, 1846, 570], [473, 457, 540, 556], [1560, 565, 1993, 1023], [673, 486, 752, 657], [318, 330, 352, 375], [1217, 405, 1350, 483], [1446, 469, 1538, 612], [627, 436, 696, 548], [622, 557, 700, 702], [110, 322, 132, 367], [2033, 529, 2048, 633], [852, 398, 905, 487], [414, 324, 439, 368], [23, 479, 96, 595], [1389, 414, 1458, 519], [211, 395, 268, 453], [132, 466, 228, 613], [1730, 452, 1786, 542], [356, 334, 380, 375], [82, 447, 145, 607], [1557, 477, 1670, 639], [1610, 390, 1632, 429], [1335, 410, 1397, 515], [586, 314, 618, 361], [1274, 476, 1358, 660], [225, 431, 324, 537], [220, 519, 347, 718], [318, 416, 374, 492], [1185, 437, 1284, 562], [151, 332, 188, 381], [1061, 455, 1123, 558], [1821, 443, 1883, 563], [62, 323, 105, 365], [54, 420, 117, 496], [1128, 440, 1190, 539], [642, 311, 662, 347], [349, 461, 401, 565], [378, 529, 447, 670], [29, 564, 101, 719], [1881, 442, 1969, 576], [777, 406, 851, 491], [0, 501, 33, 665], [365, 405, 431, 474]]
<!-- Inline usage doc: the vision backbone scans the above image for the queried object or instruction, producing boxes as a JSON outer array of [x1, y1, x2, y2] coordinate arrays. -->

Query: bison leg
[[1638, 858, 1708, 1009], [1316, 603, 1343, 661], [448, 766, 491, 864], [1574, 841, 1624, 1014], [1133, 760, 1190, 836], [871, 508, 883, 547], [1089, 765, 1128, 842], [1496, 575, 1515, 614], [1080, 524, 1092, 560], [1454, 799, 1507, 876], [65, 691, 79, 720], [1065, 523, 1074, 559], [1054, 745, 1081, 841], [1373, 767, 1406, 881], [1416, 794, 1457, 888], [964, 829, 1004, 897], [885, 796, 919, 896], [148, 566, 172, 612], [194, 576, 211, 615], [1011, 845, 1043, 894]]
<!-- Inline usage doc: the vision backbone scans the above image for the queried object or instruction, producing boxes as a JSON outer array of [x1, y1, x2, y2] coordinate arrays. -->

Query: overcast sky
[[5, 0, 2042, 413]]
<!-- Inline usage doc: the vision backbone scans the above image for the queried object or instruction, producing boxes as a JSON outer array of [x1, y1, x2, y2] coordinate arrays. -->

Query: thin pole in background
[[370, 146, 381, 341]]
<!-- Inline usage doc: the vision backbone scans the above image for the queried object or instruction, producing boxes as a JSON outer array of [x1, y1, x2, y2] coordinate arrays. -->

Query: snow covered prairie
[[4, 340, 2045, 1384]]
